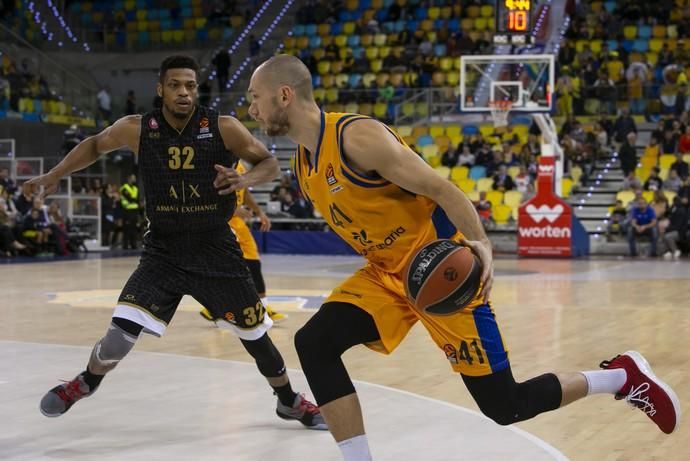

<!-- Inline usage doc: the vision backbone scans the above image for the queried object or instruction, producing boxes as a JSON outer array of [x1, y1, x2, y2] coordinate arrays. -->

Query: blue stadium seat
[[171, 18, 183, 29], [347, 35, 360, 47], [383, 0, 394, 6], [621, 40, 634, 52], [406, 20, 418, 31], [633, 39, 648, 52], [607, 39, 618, 50], [305, 24, 317, 36], [81, 12, 92, 26], [469, 165, 487, 180], [161, 18, 172, 30], [196, 29, 208, 42], [181, 7, 192, 18], [415, 7, 427, 20], [222, 27, 233, 40], [375, 9, 388, 22], [349, 74, 362, 87], [638, 25, 652, 39], [350, 10, 363, 21], [292, 24, 305, 36], [309, 35, 322, 48], [393, 20, 405, 32], [351, 47, 365, 59], [339, 10, 351, 21], [116, 31, 126, 47], [158, 9, 170, 19], [417, 135, 434, 146], [462, 125, 479, 135], [360, 0, 371, 8], [434, 19, 445, 30], [382, 22, 395, 33], [448, 18, 460, 32], [604, 1, 616, 12], [330, 23, 342, 35], [139, 31, 150, 45], [125, 10, 136, 21], [434, 44, 447, 56], [312, 75, 321, 88]]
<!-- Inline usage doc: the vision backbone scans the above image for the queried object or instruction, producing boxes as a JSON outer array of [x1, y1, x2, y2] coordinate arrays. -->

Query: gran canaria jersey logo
[[356, 226, 407, 256]]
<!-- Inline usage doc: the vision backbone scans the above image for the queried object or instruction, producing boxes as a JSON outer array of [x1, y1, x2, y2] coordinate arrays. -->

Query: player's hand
[[23, 172, 61, 199], [460, 238, 494, 303], [235, 206, 253, 220], [257, 211, 271, 232], [214, 164, 247, 195]]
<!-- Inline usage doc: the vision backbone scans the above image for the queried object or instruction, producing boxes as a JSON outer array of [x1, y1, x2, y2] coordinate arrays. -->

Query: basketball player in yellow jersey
[[199, 161, 286, 324], [247, 55, 680, 460]]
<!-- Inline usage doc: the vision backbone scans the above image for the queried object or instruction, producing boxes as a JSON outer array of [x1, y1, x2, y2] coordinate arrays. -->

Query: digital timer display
[[496, 0, 532, 34]]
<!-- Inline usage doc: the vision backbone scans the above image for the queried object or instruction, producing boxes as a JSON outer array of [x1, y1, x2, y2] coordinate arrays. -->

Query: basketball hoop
[[489, 100, 512, 127]]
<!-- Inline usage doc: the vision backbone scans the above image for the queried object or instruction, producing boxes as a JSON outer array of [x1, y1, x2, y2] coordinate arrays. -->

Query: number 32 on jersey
[[168, 146, 195, 170]]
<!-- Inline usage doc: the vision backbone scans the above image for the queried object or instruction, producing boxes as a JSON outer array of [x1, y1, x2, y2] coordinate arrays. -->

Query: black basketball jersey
[[138, 106, 237, 235]]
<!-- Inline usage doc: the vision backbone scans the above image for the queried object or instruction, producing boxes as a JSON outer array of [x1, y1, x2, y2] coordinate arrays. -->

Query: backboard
[[460, 54, 555, 113]]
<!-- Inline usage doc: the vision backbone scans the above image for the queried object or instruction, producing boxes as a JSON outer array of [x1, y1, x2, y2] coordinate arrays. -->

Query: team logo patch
[[443, 344, 458, 364], [224, 312, 236, 323], [325, 163, 337, 186], [149, 118, 159, 129], [199, 117, 210, 134]]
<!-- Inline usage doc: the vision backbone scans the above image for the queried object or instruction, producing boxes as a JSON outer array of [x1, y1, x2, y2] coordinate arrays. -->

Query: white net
[[489, 101, 512, 127]]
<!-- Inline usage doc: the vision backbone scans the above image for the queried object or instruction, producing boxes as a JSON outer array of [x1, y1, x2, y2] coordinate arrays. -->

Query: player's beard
[[264, 98, 290, 136], [162, 91, 195, 119]]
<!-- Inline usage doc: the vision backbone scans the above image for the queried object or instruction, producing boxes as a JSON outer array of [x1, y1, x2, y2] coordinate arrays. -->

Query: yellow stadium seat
[[136, 10, 147, 21], [326, 88, 339, 103], [640, 156, 657, 169], [317, 61, 330, 75], [666, 191, 677, 203], [296, 36, 309, 48], [477, 177, 493, 192], [375, 73, 389, 87], [446, 126, 461, 138], [19, 98, 33, 113], [439, 57, 453, 72], [493, 204, 512, 224], [371, 0, 383, 7], [389, 72, 403, 86], [616, 190, 635, 207], [467, 5, 480, 18], [453, 57, 461, 70], [283, 37, 296, 48], [503, 190, 522, 208], [362, 73, 376, 88], [642, 190, 654, 203], [362, 9, 375, 22], [478, 124, 495, 138], [422, 144, 439, 159], [457, 178, 476, 193], [321, 74, 335, 88], [461, 18, 474, 31], [635, 167, 650, 182], [318, 24, 330, 36], [480, 5, 494, 17], [415, 103, 429, 118], [427, 155, 441, 168], [379, 46, 391, 59], [313, 88, 326, 102], [343, 22, 356, 35], [623, 25, 637, 40], [466, 190, 480, 202], [428, 7, 441, 20], [161, 30, 173, 43], [370, 59, 383, 73], [440, 6, 452, 19], [396, 125, 412, 137], [436, 135, 451, 149], [230, 16, 243, 28], [590, 39, 603, 54], [659, 154, 675, 169], [124, 0, 135, 9], [646, 52, 658, 67], [335, 35, 348, 47], [486, 190, 504, 206], [412, 126, 428, 138], [331, 61, 344, 74], [451, 166, 469, 182], [126, 21, 137, 32], [683, 154, 690, 163], [359, 103, 373, 116], [652, 25, 666, 38], [449, 135, 463, 146], [345, 102, 359, 113], [435, 166, 451, 179], [429, 125, 445, 138], [649, 38, 664, 52], [668, 25, 678, 38], [374, 102, 388, 118], [475, 17, 488, 31], [507, 166, 520, 179], [561, 177, 573, 198], [420, 19, 433, 32], [346, 0, 358, 11], [659, 168, 669, 180], [374, 34, 387, 46], [570, 165, 583, 184], [365, 46, 379, 60], [312, 48, 326, 60]]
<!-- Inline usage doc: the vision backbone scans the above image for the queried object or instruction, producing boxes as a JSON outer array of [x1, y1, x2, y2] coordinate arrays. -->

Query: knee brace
[[463, 368, 562, 426], [240, 333, 286, 378], [88, 321, 139, 375]]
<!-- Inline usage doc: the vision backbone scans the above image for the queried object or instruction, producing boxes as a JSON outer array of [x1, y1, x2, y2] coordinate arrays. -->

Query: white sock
[[338, 435, 372, 461], [261, 297, 268, 307], [582, 369, 627, 395]]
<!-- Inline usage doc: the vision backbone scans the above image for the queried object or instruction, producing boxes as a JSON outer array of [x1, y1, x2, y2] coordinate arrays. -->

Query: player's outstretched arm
[[342, 119, 494, 300], [215, 116, 280, 195], [24, 116, 142, 199]]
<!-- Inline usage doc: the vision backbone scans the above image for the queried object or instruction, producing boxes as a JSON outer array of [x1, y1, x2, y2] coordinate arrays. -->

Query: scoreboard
[[494, 0, 533, 45]]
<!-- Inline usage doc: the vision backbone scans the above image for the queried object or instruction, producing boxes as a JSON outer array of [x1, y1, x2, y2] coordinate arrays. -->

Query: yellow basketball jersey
[[295, 112, 451, 273], [235, 162, 247, 208]]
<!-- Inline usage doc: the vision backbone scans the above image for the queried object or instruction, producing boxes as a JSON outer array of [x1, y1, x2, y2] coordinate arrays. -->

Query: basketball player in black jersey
[[25, 55, 326, 430]]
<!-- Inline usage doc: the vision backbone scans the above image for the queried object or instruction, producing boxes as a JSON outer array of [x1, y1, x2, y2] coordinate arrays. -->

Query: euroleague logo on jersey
[[325, 163, 337, 185], [197, 116, 213, 139]]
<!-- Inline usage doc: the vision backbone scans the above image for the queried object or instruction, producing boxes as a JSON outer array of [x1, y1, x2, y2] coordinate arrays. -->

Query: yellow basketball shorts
[[229, 216, 259, 261], [326, 263, 509, 377]]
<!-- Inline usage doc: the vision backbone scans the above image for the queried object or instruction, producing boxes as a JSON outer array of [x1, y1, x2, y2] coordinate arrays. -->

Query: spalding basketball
[[404, 240, 482, 316]]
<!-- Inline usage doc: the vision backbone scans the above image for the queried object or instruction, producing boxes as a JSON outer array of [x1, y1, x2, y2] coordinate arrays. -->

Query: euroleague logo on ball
[[443, 267, 458, 281]]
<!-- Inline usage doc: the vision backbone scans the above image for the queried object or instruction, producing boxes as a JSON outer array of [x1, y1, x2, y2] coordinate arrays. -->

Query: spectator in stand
[[613, 108, 637, 145], [514, 165, 531, 194], [500, 142, 519, 166], [619, 132, 638, 177], [627, 67, 646, 115], [47, 201, 70, 255], [621, 171, 642, 191], [661, 196, 688, 259], [593, 122, 608, 148], [14, 186, 33, 216], [679, 126, 690, 155], [651, 190, 669, 223], [97, 86, 112, 123], [627, 197, 658, 257], [661, 129, 679, 155], [124, 90, 137, 115], [606, 200, 629, 240], [212, 49, 231, 94], [593, 71, 617, 114], [678, 176, 690, 207], [644, 167, 664, 191], [457, 145, 475, 167], [281, 191, 311, 219], [440, 145, 459, 167], [474, 143, 494, 172], [664, 169, 683, 192], [556, 67, 574, 116], [0, 166, 17, 196], [22, 199, 52, 249], [492, 165, 515, 192], [473, 190, 492, 229], [670, 152, 689, 180], [525, 133, 541, 156], [645, 135, 661, 160]]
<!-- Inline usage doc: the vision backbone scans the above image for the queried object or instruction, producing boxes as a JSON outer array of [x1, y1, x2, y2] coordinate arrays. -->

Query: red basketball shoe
[[600, 351, 681, 434]]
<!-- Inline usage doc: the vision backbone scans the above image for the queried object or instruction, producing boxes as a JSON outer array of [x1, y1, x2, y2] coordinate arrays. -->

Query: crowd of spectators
[[556, 0, 690, 116], [0, 54, 52, 113]]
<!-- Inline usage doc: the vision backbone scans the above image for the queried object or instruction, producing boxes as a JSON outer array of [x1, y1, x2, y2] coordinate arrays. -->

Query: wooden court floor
[[1, 254, 688, 460]]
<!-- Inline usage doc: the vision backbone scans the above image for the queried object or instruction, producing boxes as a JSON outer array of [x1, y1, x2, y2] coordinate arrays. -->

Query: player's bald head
[[251, 54, 313, 101]]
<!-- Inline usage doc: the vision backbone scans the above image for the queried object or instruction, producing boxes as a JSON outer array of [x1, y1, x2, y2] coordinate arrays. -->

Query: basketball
[[404, 240, 482, 316]]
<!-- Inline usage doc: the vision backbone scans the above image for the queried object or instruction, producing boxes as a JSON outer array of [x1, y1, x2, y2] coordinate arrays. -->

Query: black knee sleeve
[[245, 259, 266, 296], [294, 302, 380, 406], [240, 333, 286, 378], [462, 368, 562, 426], [113, 317, 144, 336]]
